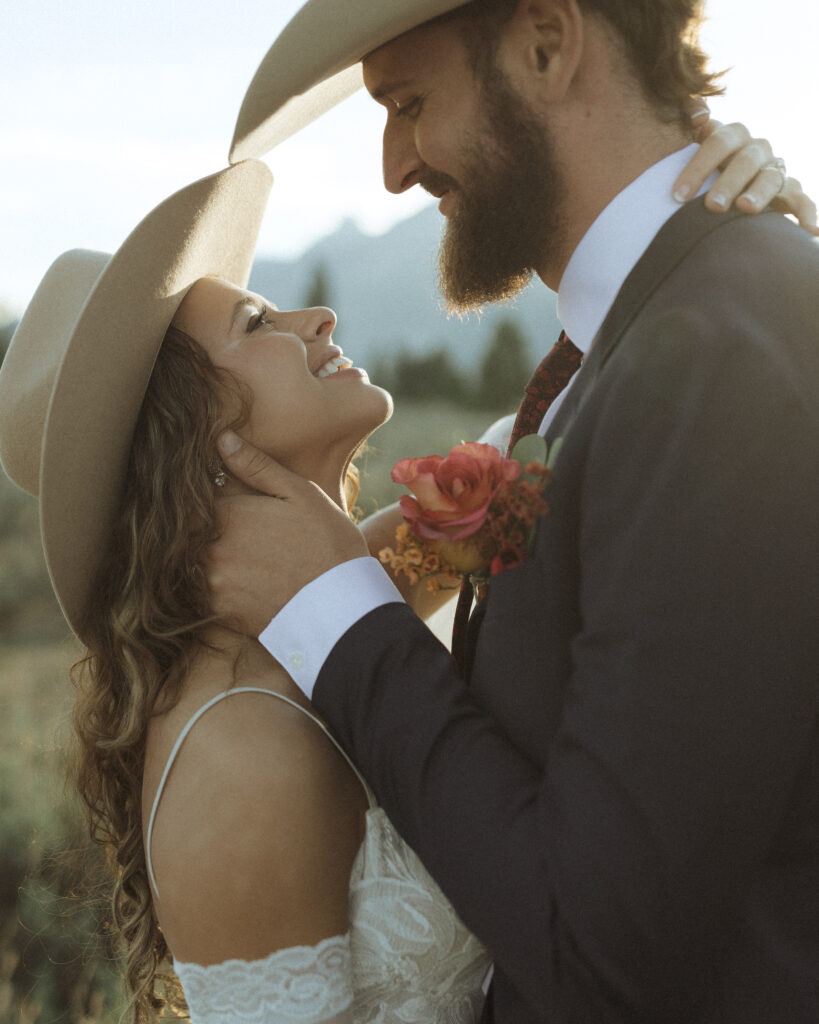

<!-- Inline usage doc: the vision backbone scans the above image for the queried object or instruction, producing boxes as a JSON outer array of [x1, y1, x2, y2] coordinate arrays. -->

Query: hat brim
[[229, 0, 468, 162], [40, 160, 272, 638]]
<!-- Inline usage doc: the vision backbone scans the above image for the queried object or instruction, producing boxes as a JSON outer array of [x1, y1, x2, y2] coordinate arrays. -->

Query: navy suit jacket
[[314, 200, 819, 1023]]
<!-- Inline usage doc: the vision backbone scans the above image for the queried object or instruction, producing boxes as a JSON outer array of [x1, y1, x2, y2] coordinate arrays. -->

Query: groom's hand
[[207, 432, 368, 636]]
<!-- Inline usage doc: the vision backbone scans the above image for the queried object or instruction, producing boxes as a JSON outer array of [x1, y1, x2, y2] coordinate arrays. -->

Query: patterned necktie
[[451, 331, 583, 673], [506, 331, 583, 455]]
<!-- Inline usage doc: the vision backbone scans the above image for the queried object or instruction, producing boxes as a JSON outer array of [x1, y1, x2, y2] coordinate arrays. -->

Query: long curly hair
[[70, 325, 242, 1020], [70, 321, 363, 1020]]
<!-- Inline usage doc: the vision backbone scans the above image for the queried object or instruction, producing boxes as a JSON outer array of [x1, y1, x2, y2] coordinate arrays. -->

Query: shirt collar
[[556, 144, 715, 354]]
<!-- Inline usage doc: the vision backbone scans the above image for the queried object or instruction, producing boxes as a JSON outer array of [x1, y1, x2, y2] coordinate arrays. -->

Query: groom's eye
[[396, 95, 425, 119]]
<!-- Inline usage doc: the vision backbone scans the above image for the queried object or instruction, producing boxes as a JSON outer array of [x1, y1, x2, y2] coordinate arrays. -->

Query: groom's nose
[[382, 119, 424, 194]]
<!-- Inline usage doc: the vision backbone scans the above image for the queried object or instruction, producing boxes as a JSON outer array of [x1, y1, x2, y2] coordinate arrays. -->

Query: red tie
[[451, 332, 582, 672]]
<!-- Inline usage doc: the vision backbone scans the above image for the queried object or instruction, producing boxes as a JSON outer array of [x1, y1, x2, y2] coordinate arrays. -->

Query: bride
[[0, 160, 489, 1024], [0, 137, 809, 1021]]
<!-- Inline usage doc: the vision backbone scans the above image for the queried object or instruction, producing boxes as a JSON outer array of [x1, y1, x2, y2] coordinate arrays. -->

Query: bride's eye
[[247, 305, 271, 332]]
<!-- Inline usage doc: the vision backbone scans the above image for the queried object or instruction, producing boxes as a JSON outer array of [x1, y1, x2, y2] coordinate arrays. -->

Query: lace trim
[[348, 809, 490, 1022], [174, 933, 353, 1023]]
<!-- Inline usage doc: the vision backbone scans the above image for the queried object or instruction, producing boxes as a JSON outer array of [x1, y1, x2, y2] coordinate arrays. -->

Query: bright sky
[[2, 0, 817, 317]]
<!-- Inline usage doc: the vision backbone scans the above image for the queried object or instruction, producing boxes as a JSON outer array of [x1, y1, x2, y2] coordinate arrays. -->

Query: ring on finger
[[762, 157, 787, 193]]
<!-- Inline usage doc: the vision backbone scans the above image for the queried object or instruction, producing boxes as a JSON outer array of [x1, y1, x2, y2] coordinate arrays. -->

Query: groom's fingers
[[208, 430, 370, 635], [218, 430, 297, 499]]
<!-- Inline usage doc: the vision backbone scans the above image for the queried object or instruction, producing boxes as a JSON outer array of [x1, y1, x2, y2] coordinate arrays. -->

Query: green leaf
[[509, 433, 548, 467], [546, 436, 563, 472]]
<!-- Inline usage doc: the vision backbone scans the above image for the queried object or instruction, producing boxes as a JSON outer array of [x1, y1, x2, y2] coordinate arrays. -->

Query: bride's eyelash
[[248, 305, 271, 332]]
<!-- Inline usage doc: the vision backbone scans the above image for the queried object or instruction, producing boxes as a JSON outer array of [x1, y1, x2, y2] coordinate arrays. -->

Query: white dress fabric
[[146, 687, 490, 1023]]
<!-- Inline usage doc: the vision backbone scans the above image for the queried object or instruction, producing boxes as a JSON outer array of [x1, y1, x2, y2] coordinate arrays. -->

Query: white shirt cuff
[[258, 556, 405, 699]]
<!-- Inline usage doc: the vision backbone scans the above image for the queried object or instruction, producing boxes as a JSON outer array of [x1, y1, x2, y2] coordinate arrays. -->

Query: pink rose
[[392, 442, 520, 542]]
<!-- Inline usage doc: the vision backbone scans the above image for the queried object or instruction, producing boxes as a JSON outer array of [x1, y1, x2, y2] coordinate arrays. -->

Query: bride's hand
[[673, 100, 818, 235]]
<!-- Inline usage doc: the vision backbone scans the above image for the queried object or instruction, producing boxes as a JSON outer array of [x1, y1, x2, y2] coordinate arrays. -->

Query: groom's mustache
[[421, 170, 460, 200]]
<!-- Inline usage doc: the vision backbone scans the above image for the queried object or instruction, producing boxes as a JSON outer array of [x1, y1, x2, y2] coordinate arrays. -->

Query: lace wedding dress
[[146, 687, 490, 1023]]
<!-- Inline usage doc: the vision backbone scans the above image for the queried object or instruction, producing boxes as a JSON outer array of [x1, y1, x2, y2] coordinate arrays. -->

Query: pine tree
[[302, 264, 331, 308], [392, 347, 465, 403], [476, 317, 530, 410]]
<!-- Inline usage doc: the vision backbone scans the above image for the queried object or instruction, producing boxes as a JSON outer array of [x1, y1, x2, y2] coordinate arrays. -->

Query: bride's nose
[[294, 306, 337, 341]]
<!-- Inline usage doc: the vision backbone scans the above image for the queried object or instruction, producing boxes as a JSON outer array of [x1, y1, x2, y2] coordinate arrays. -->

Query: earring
[[207, 459, 228, 487]]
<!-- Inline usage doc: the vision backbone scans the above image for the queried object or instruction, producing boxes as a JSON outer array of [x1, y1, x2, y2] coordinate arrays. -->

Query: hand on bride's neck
[[217, 460, 348, 514]]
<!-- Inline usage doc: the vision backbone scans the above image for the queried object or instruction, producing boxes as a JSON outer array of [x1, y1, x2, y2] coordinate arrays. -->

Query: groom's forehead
[[362, 17, 465, 94]]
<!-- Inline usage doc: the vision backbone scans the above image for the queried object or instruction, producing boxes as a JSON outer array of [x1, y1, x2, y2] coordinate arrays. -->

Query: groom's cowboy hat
[[230, 0, 468, 162], [0, 160, 272, 640]]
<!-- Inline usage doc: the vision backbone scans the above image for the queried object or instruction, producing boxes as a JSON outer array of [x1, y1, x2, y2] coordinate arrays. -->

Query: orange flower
[[392, 443, 520, 541]]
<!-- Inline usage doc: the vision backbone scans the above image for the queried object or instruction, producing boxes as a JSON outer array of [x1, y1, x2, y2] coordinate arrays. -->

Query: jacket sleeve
[[313, 305, 819, 1022]]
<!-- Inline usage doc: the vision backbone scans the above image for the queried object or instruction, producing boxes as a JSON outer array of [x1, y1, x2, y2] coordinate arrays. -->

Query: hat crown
[[0, 251, 108, 497]]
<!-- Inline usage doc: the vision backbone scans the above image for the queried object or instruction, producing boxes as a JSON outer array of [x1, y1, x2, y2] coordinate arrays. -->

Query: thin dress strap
[[145, 686, 376, 899]]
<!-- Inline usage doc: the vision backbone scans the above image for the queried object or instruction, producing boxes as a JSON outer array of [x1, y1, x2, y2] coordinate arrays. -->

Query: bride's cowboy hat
[[230, 0, 468, 162], [0, 160, 272, 639]]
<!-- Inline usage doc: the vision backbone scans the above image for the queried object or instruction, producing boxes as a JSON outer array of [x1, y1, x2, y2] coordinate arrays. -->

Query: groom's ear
[[497, 0, 585, 106]]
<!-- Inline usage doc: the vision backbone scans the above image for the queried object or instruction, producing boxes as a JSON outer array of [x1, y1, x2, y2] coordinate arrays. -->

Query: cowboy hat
[[229, 0, 468, 162], [0, 159, 272, 639]]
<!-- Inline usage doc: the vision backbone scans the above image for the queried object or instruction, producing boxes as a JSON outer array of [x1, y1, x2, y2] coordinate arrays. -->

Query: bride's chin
[[344, 385, 394, 446], [367, 384, 394, 428]]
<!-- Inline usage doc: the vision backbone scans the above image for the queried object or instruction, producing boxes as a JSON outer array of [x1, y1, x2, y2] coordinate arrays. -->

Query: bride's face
[[173, 277, 392, 477]]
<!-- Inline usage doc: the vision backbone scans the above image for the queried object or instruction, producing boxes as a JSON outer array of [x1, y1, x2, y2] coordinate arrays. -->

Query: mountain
[[249, 205, 561, 374]]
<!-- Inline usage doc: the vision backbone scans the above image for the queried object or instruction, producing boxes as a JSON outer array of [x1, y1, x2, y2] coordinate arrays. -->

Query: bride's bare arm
[[360, 502, 459, 620]]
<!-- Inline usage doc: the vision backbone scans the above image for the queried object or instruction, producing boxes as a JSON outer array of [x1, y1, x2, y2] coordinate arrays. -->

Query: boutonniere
[[379, 435, 560, 595]]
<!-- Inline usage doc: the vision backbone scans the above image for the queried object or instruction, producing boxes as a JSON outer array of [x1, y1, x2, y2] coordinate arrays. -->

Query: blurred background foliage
[[0, 643, 121, 1023], [0, 293, 527, 1020]]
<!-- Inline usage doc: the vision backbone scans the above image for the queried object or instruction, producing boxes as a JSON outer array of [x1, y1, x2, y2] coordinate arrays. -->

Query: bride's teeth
[[316, 355, 354, 378]]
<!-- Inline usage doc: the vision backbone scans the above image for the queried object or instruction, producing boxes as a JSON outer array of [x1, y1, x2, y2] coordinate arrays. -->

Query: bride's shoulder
[[145, 653, 366, 964], [151, 637, 342, 796]]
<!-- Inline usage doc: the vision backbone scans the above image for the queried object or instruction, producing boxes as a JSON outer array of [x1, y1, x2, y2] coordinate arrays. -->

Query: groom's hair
[[445, 0, 724, 127]]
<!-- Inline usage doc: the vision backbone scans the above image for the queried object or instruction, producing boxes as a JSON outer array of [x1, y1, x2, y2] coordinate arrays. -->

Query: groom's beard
[[435, 71, 566, 314]]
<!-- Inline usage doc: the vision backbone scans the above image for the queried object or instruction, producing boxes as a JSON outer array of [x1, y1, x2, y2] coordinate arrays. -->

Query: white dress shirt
[[260, 144, 715, 697]]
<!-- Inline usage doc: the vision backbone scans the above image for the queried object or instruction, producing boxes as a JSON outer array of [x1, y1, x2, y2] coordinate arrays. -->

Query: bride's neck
[[189, 625, 303, 703], [178, 627, 264, 695], [199, 622, 251, 655]]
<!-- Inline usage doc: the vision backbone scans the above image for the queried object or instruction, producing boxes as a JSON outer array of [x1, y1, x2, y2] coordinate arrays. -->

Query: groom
[[211, 1, 819, 1021]]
